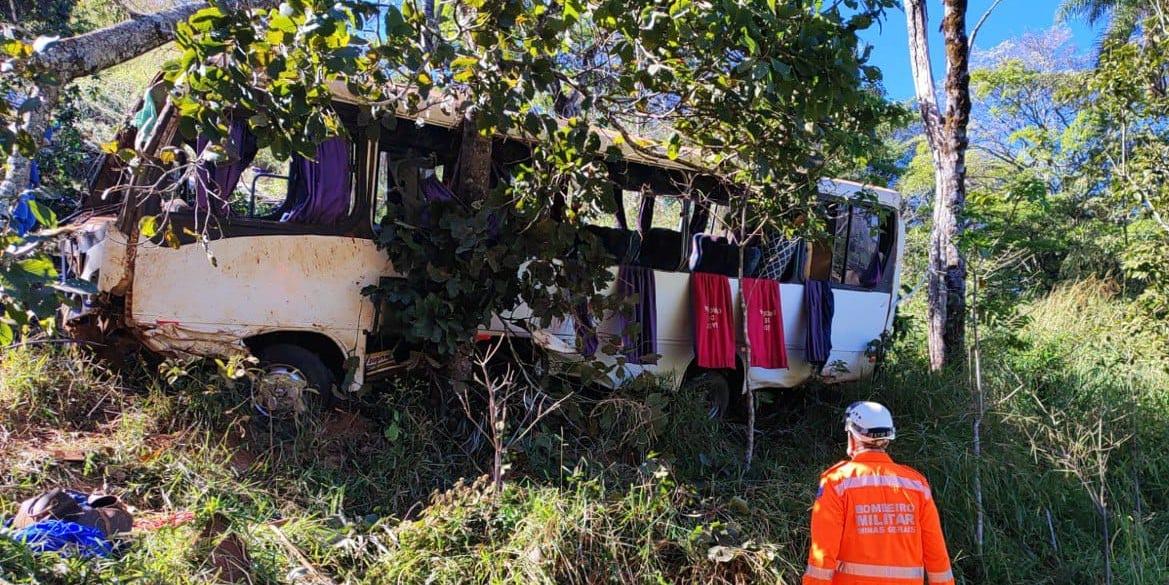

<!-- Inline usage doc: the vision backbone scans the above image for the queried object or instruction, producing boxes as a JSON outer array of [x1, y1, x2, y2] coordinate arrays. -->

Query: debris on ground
[[269, 524, 338, 585], [11, 519, 112, 558], [134, 510, 196, 531], [6, 487, 133, 558]]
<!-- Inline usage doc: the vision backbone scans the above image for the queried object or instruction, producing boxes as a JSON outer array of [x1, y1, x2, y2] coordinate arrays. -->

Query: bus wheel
[[253, 344, 336, 421], [682, 372, 730, 420]]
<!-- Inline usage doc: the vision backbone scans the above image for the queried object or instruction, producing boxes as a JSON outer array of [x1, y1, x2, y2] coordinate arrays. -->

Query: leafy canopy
[[157, 0, 901, 359]]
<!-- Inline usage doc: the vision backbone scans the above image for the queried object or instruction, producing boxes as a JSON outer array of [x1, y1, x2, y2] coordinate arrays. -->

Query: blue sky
[[859, 0, 1099, 100]]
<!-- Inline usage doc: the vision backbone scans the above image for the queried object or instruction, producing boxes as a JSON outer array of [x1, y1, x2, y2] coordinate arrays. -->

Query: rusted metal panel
[[127, 234, 391, 386], [138, 322, 249, 357]]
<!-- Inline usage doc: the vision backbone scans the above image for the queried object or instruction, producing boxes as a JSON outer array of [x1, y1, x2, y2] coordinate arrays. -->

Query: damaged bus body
[[63, 86, 903, 417]]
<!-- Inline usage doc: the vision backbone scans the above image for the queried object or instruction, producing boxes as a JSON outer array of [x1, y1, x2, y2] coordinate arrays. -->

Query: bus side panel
[[650, 270, 695, 381], [128, 234, 390, 360], [823, 288, 890, 381], [748, 282, 814, 389]]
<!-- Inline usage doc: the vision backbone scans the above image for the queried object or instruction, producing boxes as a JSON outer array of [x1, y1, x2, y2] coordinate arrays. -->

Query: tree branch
[[1, 0, 278, 202], [968, 0, 1005, 50]]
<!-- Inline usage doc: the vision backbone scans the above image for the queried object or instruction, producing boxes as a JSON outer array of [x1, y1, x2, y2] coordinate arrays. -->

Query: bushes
[[0, 345, 126, 433], [880, 279, 1169, 583], [1, 280, 1167, 583], [355, 470, 786, 584]]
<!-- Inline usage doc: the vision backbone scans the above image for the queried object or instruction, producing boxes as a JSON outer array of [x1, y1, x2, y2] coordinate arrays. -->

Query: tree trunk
[[447, 115, 492, 394], [457, 117, 493, 203], [904, 0, 970, 371], [1, 0, 277, 202], [738, 204, 756, 467], [0, 83, 58, 202]]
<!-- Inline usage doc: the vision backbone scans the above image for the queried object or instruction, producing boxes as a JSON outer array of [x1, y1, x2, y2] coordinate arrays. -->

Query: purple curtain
[[421, 175, 454, 202], [617, 265, 657, 364], [803, 280, 835, 367], [284, 137, 351, 225], [195, 119, 258, 216]]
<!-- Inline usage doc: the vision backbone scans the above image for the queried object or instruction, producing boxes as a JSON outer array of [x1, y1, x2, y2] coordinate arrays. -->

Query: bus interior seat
[[689, 234, 763, 277], [585, 225, 640, 265], [635, 228, 686, 271]]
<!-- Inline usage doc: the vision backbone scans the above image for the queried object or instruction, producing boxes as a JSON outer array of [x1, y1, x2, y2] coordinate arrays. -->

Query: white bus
[[63, 84, 903, 418]]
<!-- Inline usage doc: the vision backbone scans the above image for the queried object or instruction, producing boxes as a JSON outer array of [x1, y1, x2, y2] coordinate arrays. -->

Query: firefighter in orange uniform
[[803, 402, 955, 585]]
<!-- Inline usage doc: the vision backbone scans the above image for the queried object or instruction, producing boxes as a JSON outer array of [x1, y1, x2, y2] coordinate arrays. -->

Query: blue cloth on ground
[[11, 519, 112, 558]]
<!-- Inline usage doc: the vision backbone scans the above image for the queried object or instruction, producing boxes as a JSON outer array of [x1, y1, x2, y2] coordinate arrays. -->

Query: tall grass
[[0, 279, 1165, 583]]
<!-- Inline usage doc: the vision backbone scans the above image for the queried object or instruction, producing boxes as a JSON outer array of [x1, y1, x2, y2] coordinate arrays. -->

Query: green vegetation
[[4, 1, 1169, 583], [1, 279, 1165, 583]]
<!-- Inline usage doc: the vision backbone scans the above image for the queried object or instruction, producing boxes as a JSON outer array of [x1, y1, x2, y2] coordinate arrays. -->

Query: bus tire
[[681, 372, 731, 420], [254, 343, 337, 420]]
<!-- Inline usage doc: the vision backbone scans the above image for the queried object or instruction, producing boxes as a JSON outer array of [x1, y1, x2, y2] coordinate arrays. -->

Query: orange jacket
[[803, 450, 954, 585]]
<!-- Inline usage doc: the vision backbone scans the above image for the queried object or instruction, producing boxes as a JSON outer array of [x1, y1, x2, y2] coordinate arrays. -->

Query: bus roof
[[330, 82, 901, 208]]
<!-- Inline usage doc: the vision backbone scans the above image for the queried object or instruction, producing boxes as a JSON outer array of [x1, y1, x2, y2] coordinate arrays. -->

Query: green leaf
[[401, 0, 417, 22], [139, 215, 160, 239], [383, 6, 409, 35], [16, 257, 55, 278], [0, 321, 12, 347], [563, 0, 582, 23], [270, 13, 297, 34], [1, 39, 31, 58], [26, 200, 57, 229], [451, 55, 479, 69], [189, 6, 225, 31], [741, 27, 758, 56]]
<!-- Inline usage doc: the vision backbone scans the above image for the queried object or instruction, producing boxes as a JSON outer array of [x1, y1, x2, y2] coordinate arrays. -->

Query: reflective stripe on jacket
[[802, 450, 955, 585]]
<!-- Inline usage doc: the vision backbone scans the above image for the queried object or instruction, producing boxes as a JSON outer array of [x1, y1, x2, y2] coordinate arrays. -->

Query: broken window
[[371, 149, 451, 232], [808, 201, 895, 290], [164, 131, 357, 227]]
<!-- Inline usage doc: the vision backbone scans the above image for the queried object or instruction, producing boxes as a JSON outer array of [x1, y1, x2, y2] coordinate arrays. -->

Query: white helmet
[[844, 401, 896, 443]]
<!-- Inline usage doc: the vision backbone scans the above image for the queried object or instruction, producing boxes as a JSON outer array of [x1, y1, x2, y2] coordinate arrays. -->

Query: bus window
[[649, 195, 684, 231], [371, 151, 396, 227], [808, 239, 834, 281], [167, 130, 358, 227], [238, 158, 290, 218], [810, 202, 894, 290], [637, 192, 687, 271], [581, 172, 691, 271], [807, 203, 840, 281], [839, 206, 883, 287], [370, 141, 450, 232]]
